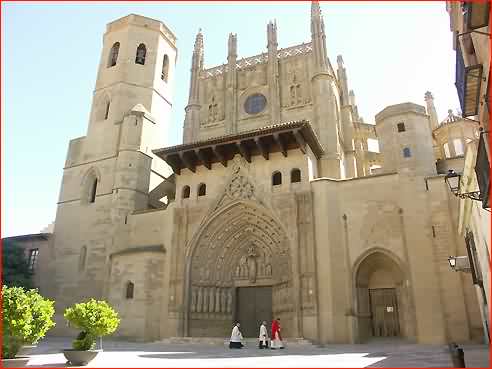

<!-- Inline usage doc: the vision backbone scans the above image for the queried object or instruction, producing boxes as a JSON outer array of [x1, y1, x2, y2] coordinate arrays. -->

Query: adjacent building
[[445, 1, 490, 342]]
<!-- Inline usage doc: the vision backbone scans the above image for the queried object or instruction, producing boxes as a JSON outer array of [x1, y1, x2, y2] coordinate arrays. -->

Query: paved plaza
[[20, 337, 490, 368]]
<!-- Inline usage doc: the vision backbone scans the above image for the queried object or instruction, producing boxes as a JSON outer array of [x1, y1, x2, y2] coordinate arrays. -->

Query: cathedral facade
[[42, 4, 484, 344]]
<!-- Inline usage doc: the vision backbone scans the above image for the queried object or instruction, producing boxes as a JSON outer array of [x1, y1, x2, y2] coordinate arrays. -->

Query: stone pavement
[[21, 337, 490, 368]]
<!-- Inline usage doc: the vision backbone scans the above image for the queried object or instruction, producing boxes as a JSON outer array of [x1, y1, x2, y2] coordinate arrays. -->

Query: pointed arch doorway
[[184, 200, 295, 338], [354, 250, 416, 342]]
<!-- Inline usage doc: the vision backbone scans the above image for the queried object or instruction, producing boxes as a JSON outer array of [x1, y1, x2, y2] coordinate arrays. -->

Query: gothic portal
[[184, 163, 297, 337]]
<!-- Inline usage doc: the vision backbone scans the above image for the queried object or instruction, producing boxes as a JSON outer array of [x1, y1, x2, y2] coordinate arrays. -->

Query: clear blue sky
[[2, 1, 459, 237]]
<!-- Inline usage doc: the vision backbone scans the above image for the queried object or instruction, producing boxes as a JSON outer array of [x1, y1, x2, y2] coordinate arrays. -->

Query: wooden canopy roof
[[153, 120, 323, 175]]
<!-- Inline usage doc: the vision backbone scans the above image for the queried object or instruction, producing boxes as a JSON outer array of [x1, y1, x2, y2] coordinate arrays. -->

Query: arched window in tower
[[104, 100, 110, 120], [272, 171, 282, 186], [182, 186, 190, 199], [82, 169, 100, 205], [125, 281, 134, 299], [291, 168, 301, 183], [89, 178, 98, 203], [79, 246, 87, 271], [108, 42, 120, 68], [161, 54, 169, 82], [403, 147, 412, 158], [135, 44, 147, 65], [198, 183, 206, 197]]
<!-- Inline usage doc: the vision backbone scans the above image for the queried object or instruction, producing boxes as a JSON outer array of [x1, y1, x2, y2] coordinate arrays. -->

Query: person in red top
[[270, 318, 284, 349]]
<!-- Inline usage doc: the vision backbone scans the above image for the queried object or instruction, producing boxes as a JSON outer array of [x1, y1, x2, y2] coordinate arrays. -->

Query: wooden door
[[236, 287, 272, 337], [369, 288, 400, 337]]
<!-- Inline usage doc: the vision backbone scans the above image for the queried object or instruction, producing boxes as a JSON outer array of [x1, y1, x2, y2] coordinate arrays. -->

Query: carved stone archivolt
[[190, 203, 290, 286]]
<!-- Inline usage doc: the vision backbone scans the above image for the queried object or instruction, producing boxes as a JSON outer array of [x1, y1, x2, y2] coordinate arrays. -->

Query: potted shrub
[[63, 299, 120, 366], [2, 286, 55, 368]]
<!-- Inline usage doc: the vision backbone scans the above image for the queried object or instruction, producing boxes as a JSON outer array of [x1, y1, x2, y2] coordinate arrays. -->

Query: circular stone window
[[244, 94, 267, 115]]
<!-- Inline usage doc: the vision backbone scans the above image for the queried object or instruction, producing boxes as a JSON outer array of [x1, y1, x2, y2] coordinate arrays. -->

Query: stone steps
[[156, 337, 314, 346]]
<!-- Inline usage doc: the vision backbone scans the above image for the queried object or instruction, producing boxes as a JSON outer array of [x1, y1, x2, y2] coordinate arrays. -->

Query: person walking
[[258, 321, 269, 349], [229, 322, 244, 349], [270, 318, 284, 349]]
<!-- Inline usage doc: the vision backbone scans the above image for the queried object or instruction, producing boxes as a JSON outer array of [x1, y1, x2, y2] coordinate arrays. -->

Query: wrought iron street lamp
[[448, 256, 457, 269], [444, 170, 482, 201]]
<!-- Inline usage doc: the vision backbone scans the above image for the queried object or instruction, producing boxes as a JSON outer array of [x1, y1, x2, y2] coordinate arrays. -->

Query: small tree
[[2, 286, 55, 359], [2, 240, 33, 289], [64, 299, 120, 351]]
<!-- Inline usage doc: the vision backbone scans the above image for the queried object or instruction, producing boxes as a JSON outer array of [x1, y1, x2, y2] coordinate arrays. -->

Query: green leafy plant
[[2, 286, 55, 359], [64, 299, 120, 351]]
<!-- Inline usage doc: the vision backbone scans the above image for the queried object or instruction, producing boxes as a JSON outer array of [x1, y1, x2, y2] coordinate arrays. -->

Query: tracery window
[[244, 94, 267, 115]]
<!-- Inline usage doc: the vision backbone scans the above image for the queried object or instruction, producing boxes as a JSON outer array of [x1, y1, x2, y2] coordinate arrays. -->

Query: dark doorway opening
[[369, 288, 400, 337]]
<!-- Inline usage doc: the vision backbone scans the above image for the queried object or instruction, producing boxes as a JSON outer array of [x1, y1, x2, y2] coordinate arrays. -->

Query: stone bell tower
[[49, 14, 177, 334]]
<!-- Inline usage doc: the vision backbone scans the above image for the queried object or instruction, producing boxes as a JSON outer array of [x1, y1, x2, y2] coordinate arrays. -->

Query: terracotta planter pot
[[63, 349, 99, 366], [1, 357, 30, 368]]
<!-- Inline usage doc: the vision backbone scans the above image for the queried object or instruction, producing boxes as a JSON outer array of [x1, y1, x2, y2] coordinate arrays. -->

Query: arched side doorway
[[185, 201, 295, 338], [354, 250, 415, 342]]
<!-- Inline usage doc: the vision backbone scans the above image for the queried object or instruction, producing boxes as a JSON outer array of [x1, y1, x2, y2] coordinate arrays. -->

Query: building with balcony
[[446, 0, 490, 343]]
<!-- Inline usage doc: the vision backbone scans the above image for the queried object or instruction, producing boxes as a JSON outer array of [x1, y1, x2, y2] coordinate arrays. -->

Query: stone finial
[[349, 90, 356, 106], [228, 33, 237, 59], [194, 29, 204, 52], [337, 55, 344, 69], [267, 20, 278, 48], [311, 0, 322, 18]]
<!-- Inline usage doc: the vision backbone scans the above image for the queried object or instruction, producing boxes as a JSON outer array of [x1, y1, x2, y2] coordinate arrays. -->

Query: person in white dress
[[258, 321, 269, 349], [229, 323, 244, 349]]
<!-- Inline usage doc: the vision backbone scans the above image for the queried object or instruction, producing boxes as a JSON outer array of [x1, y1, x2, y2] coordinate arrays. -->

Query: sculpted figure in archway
[[247, 243, 258, 283]]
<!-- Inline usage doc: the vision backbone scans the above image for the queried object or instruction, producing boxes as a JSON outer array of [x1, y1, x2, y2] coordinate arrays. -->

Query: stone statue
[[209, 287, 215, 313], [239, 255, 247, 277], [197, 287, 203, 313], [247, 244, 258, 283], [221, 288, 227, 313], [191, 287, 197, 313], [203, 287, 209, 313], [226, 289, 233, 313], [215, 288, 221, 313], [265, 253, 272, 276]]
